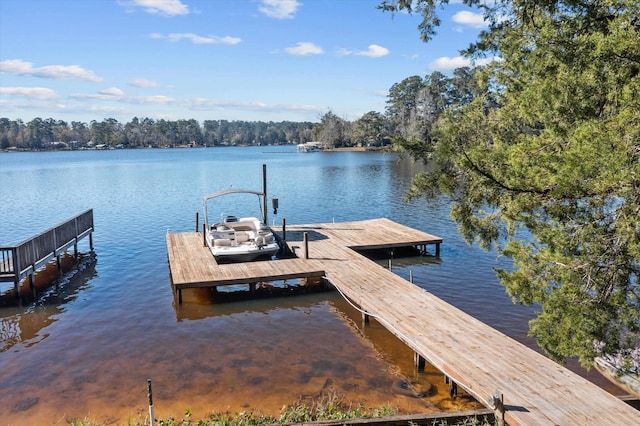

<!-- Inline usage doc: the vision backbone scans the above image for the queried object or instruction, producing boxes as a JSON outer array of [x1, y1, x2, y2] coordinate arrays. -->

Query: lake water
[[0, 146, 624, 424]]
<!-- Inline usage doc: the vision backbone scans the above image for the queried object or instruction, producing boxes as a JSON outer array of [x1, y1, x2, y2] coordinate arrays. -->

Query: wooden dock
[[0, 209, 94, 297], [166, 218, 639, 425], [166, 232, 327, 302]]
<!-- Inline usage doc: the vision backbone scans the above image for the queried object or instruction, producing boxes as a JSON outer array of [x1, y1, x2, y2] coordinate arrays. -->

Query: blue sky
[[0, 0, 490, 124]]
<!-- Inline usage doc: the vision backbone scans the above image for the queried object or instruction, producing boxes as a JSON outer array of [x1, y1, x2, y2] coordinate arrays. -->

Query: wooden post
[[282, 218, 286, 242], [445, 376, 458, 397], [303, 232, 309, 259], [147, 379, 155, 426], [414, 352, 425, 371], [29, 274, 35, 298], [362, 313, 370, 326], [12, 248, 20, 299], [89, 232, 94, 251], [262, 164, 268, 225], [436, 243, 440, 257], [202, 224, 206, 247], [409, 270, 413, 283], [489, 392, 505, 426], [195, 212, 199, 232]]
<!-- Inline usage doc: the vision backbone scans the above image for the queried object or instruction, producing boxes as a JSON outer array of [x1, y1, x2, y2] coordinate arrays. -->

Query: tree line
[[0, 68, 479, 150]]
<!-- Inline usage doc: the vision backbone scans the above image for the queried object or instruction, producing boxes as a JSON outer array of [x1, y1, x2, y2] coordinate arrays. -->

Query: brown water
[[1, 280, 483, 425]]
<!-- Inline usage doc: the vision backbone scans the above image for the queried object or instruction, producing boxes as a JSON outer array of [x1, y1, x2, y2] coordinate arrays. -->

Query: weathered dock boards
[[166, 218, 639, 425]]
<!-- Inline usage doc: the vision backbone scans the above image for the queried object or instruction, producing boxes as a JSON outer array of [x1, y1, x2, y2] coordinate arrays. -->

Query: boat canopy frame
[[202, 189, 267, 229]]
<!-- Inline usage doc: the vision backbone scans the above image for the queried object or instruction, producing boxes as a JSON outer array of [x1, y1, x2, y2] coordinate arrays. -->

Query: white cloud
[[122, 0, 189, 16], [284, 42, 323, 56], [430, 56, 500, 71], [100, 87, 125, 97], [259, 0, 301, 19], [452, 11, 487, 29], [151, 33, 242, 45], [0, 87, 57, 100], [129, 78, 160, 88], [70, 90, 176, 106], [125, 95, 175, 105], [355, 44, 389, 58], [0, 59, 103, 82]]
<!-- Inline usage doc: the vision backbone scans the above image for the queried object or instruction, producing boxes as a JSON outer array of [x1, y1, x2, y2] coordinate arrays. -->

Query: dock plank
[[166, 218, 639, 425]]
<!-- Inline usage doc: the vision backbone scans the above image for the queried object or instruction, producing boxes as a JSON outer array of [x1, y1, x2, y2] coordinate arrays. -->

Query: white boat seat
[[213, 239, 233, 247], [257, 230, 274, 242], [235, 232, 250, 243]]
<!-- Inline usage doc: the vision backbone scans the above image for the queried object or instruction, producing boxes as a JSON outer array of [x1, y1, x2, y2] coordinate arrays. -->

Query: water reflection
[[0, 254, 96, 353], [170, 289, 484, 418], [172, 278, 332, 321]]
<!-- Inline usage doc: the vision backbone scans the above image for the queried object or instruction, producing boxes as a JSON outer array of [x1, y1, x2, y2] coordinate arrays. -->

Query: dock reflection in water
[[173, 285, 485, 415], [0, 253, 97, 353]]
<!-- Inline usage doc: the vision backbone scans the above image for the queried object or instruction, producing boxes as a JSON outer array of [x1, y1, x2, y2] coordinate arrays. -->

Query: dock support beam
[[445, 375, 458, 397], [303, 232, 309, 259]]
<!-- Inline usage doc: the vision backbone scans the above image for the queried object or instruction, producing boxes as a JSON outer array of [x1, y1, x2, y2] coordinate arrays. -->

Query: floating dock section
[[166, 217, 639, 425]]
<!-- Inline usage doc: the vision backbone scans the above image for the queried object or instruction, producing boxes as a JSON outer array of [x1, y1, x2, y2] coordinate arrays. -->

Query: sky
[[0, 0, 490, 124]]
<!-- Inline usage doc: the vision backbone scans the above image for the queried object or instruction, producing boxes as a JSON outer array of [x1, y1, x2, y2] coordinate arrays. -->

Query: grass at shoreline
[[66, 392, 495, 426]]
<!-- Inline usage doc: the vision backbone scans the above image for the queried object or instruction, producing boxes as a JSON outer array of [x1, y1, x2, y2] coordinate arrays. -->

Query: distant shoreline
[[1, 145, 389, 153]]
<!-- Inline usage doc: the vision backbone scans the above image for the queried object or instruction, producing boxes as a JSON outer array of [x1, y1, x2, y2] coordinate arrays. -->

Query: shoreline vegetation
[[67, 392, 496, 426]]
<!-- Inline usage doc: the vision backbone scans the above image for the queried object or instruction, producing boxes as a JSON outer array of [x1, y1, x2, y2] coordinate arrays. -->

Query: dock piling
[[414, 352, 425, 372], [489, 392, 505, 426]]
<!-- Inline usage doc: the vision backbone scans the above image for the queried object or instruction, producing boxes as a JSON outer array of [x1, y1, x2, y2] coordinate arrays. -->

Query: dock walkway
[[166, 218, 639, 425]]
